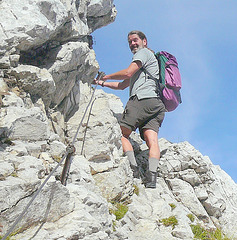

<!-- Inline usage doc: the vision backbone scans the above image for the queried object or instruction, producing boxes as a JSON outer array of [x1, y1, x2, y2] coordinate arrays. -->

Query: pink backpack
[[155, 51, 182, 112]]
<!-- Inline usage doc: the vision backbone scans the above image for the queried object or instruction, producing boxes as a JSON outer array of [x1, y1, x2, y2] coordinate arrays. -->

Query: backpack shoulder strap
[[140, 67, 156, 80], [140, 62, 163, 96]]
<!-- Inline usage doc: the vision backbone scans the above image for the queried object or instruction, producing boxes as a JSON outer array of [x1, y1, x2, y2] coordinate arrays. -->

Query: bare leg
[[143, 129, 160, 188], [120, 126, 133, 152], [143, 129, 160, 159], [120, 126, 139, 178]]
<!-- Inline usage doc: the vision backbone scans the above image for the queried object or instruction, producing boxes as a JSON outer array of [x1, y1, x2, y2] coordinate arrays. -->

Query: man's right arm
[[94, 59, 142, 90], [102, 61, 142, 81], [97, 78, 130, 90]]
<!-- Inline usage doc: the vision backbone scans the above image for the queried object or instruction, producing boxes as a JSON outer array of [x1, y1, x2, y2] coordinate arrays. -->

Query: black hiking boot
[[130, 164, 140, 179], [144, 170, 157, 188]]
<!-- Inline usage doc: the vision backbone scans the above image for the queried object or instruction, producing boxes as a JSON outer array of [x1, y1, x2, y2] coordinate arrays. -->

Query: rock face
[[0, 1, 237, 240]]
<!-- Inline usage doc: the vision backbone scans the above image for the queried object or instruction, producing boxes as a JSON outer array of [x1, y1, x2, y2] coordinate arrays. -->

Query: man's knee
[[143, 129, 158, 142], [120, 125, 132, 138]]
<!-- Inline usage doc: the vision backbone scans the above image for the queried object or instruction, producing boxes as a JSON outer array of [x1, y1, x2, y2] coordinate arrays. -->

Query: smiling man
[[94, 30, 166, 188]]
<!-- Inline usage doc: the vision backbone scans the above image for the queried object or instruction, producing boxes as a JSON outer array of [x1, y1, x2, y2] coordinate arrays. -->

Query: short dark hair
[[127, 30, 147, 42]]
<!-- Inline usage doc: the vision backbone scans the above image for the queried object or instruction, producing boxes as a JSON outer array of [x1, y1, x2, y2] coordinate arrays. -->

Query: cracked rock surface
[[0, 1, 237, 240]]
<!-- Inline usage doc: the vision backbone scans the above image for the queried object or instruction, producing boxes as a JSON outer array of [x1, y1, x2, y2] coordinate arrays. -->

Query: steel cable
[[2, 72, 104, 240]]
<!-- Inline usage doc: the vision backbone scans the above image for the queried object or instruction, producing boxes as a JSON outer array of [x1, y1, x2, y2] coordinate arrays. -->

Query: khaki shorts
[[120, 96, 166, 140]]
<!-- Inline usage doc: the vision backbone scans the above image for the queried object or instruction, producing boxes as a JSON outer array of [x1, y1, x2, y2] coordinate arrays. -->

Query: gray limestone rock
[[0, 1, 236, 240]]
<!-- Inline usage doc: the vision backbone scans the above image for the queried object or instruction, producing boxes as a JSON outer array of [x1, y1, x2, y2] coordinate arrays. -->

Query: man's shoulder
[[134, 48, 153, 58], [137, 47, 151, 53]]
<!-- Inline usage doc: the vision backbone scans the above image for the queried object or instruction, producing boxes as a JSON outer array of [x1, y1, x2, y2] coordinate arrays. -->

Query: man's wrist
[[101, 81, 104, 87]]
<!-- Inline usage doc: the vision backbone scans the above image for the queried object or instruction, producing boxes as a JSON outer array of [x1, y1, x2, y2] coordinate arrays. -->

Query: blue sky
[[92, 0, 237, 182]]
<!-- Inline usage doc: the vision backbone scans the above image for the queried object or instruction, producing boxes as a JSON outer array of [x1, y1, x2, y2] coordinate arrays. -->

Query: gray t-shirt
[[130, 48, 159, 99]]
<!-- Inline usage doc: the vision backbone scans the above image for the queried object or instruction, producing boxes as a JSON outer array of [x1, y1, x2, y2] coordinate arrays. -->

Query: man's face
[[128, 34, 147, 54]]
